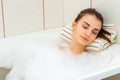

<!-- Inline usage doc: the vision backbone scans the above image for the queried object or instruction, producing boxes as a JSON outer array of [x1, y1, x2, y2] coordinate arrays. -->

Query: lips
[[81, 36, 89, 41]]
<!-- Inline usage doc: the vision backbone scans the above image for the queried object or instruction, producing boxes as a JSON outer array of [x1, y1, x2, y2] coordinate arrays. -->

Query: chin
[[78, 41, 89, 46]]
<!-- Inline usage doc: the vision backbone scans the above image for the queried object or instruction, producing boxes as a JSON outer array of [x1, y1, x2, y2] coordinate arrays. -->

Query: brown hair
[[74, 8, 111, 43]]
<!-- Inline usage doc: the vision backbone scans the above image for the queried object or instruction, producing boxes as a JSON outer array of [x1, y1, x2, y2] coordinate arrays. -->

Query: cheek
[[74, 27, 80, 36], [75, 26, 83, 34]]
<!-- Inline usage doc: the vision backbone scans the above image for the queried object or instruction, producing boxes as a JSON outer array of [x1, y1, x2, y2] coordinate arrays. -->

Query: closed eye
[[92, 28, 100, 35], [92, 30, 99, 35], [92, 31, 97, 35], [82, 21, 90, 29], [83, 25, 88, 29]]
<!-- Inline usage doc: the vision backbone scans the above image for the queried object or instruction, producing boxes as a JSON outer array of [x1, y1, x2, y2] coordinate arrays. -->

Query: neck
[[69, 40, 86, 56]]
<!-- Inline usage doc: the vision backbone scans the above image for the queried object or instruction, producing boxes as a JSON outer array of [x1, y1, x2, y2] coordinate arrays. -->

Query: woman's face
[[72, 14, 102, 46]]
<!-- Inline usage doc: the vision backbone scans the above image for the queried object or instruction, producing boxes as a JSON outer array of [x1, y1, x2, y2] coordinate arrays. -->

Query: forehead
[[79, 14, 102, 29]]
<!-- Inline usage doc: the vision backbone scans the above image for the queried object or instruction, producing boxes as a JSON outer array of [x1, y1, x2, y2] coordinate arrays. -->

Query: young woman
[[6, 8, 111, 80], [62, 8, 110, 56]]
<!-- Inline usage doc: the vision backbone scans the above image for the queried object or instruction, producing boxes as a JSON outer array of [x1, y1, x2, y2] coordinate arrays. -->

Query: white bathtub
[[0, 28, 120, 80]]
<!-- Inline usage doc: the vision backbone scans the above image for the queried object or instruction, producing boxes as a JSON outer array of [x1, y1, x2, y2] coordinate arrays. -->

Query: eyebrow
[[83, 21, 100, 32], [83, 21, 90, 26]]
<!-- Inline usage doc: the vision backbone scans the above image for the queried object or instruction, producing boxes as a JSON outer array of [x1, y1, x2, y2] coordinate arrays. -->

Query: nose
[[85, 30, 91, 38]]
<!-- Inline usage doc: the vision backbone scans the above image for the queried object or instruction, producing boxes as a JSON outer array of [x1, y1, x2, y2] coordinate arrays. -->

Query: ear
[[72, 21, 77, 30]]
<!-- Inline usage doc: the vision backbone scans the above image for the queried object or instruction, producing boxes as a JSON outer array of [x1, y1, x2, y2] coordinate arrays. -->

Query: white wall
[[0, 1, 3, 38], [3, 0, 43, 37], [44, 0, 64, 29], [64, 0, 90, 25], [92, 0, 120, 26], [92, 0, 120, 43], [1, 0, 64, 37], [0, 0, 91, 38]]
